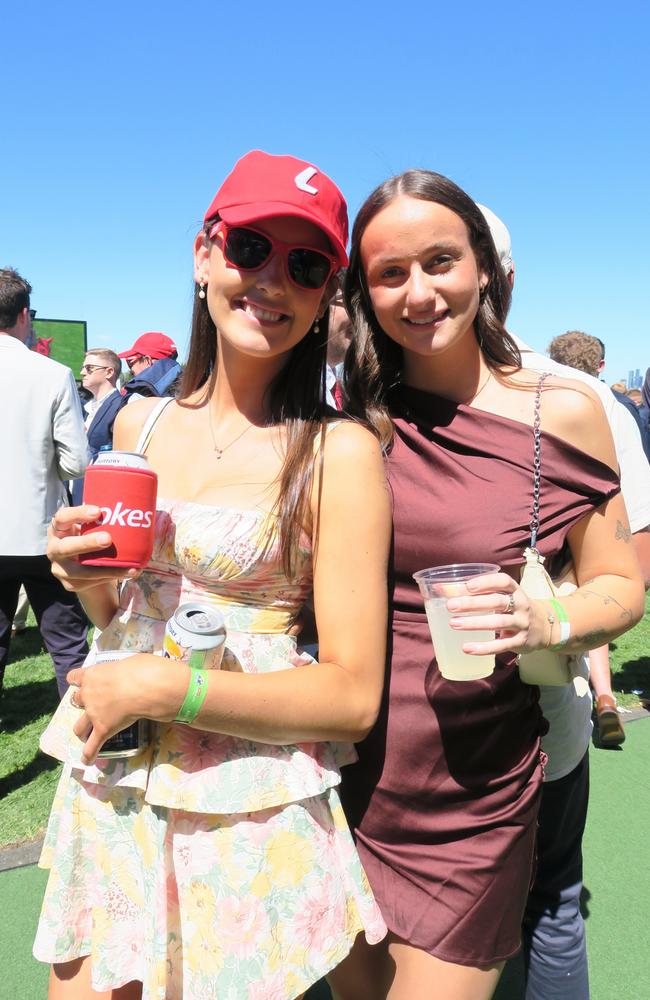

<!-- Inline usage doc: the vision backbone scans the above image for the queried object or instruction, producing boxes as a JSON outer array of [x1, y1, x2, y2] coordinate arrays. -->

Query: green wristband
[[548, 598, 569, 624], [174, 668, 209, 724]]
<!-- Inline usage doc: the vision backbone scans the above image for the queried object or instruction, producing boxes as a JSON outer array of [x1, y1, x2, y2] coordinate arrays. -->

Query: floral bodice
[[40, 497, 355, 813]]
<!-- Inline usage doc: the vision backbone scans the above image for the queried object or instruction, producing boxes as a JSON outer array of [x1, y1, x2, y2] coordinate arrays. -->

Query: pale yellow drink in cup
[[413, 564, 500, 681]]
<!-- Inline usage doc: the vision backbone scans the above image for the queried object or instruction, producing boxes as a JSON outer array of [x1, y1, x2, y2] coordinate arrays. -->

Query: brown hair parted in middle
[[342, 169, 521, 448], [178, 224, 335, 579]]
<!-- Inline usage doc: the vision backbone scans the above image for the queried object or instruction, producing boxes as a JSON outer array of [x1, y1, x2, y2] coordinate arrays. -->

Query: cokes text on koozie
[[79, 451, 157, 569]]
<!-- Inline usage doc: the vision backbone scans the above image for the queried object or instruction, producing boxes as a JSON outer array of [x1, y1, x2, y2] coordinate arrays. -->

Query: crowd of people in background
[[1, 151, 649, 1000]]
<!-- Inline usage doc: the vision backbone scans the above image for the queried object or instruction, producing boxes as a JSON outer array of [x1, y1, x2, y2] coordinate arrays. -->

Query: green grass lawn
[[1, 601, 649, 850]]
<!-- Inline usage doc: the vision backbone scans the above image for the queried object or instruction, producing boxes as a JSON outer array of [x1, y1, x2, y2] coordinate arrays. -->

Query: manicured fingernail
[[97, 533, 112, 545], [447, 600, 461, 612]]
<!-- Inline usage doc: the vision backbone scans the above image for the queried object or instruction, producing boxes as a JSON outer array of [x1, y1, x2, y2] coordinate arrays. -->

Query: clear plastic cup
[[413, 563, 500, 681]]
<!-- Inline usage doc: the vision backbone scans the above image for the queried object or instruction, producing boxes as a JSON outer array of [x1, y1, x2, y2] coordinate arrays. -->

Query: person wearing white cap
[[479, 204, 650, 1000]]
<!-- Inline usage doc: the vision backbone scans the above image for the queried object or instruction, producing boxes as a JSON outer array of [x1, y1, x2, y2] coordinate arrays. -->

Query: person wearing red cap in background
[[118, 331, 183, 401], [34, 151, 389, 999]]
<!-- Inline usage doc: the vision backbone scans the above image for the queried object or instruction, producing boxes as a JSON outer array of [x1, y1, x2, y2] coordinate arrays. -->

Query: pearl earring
[[314, 319, 320, 335], [198, 282, 206, 299]]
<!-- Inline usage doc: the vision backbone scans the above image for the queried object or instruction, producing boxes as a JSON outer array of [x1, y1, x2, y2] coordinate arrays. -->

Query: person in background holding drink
[[34, 151, 390, 1000], [328, 170, 644, 1000]]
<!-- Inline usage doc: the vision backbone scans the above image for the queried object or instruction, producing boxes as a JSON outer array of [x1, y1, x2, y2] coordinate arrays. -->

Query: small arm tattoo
[[573, 628, 609, 647], [616, 520, 632, 543], [575, 589, 633, 621], [578, 587, 632, 621]]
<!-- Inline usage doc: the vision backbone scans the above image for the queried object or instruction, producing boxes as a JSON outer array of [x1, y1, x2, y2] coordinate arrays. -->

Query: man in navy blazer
[[0, 268, 90, 700], [71, 348, 125, 504]]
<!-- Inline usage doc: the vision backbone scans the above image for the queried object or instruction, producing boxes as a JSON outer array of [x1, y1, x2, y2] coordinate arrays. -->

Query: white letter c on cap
[[294, 167, 318, 195]]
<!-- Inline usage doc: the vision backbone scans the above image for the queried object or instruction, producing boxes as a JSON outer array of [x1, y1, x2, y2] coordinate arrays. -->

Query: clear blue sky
[[3, 0, 648, 384]]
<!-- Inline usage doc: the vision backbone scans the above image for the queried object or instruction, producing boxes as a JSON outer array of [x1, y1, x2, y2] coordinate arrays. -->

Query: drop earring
[[313, 319, 320, 335], [198, 282, 206, 300]]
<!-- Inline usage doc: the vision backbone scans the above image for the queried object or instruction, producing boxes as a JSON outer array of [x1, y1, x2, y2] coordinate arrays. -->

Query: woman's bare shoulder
[[113, 397, 169, 450], [321, 418, 384, 463], [540, 375, 615, 468], [504, 369, 615, 468]]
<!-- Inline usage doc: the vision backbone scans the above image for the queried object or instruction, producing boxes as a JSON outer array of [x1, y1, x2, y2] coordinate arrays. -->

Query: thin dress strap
[[134, 397, 175, 455]]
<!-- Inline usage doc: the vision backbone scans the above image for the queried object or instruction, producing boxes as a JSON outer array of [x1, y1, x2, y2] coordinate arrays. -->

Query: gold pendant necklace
[[207, 405, 254, 459]]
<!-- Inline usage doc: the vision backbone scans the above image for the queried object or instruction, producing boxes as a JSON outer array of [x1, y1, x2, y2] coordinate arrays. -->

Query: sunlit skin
[[361, 196, 489, 398], [194, 215, 335, 380]]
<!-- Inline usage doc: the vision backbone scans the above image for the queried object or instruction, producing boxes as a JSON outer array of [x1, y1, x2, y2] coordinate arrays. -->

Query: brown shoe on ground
[[595, 694, 626, 746]]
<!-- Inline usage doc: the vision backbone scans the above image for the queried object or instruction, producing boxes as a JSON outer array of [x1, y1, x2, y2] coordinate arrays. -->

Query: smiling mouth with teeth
[[403, 310, 450, 326], [236, 299, 290, 324]]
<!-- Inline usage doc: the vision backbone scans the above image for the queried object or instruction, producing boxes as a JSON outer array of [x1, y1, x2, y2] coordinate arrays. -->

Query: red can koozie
[[79, 451, 157, 568]]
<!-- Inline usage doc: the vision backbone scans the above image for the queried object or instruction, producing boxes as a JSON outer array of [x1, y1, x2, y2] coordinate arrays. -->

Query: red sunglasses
[[208, 221, 338, 291]]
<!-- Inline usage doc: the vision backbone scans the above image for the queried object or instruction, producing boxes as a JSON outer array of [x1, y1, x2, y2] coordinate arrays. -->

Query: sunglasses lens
[[288, 249, 332, 289], [225, 228, 272, 270]]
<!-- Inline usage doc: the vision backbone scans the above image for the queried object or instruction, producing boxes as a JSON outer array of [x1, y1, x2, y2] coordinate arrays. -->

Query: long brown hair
[[343, 170, 520, 448], [178, 225, 334, 578]]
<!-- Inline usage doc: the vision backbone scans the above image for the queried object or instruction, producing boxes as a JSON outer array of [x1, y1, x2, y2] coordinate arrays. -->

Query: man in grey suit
[[0, 268, 91, 700]]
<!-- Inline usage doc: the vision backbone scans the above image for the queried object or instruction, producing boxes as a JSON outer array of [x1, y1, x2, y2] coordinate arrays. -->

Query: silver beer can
[[93, 450, 150, 470], [164, 603, 227, 670]]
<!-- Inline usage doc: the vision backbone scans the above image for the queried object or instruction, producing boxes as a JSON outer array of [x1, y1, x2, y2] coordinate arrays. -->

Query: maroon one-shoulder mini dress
[[341, 385, 620, 967]]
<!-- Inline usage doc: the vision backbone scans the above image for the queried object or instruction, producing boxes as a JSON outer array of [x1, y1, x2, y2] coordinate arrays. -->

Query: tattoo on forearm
[[616, 520, 632, 543], [575, 589, 633, 622], [573, 628, 609, 647]]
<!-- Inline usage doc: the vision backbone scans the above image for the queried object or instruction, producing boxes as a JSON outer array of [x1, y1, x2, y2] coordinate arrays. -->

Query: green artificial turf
[[0, 865, 50, 999]]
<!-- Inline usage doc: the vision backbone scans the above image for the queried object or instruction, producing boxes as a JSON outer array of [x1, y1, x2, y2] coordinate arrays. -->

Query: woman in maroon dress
[[328, 171, 645, 1000]]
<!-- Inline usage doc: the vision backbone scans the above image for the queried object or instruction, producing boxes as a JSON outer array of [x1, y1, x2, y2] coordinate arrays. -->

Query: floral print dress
[[33, 416, 386, 999]]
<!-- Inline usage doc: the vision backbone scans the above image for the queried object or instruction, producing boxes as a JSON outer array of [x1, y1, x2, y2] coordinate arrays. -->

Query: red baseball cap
[[203, 150, 348, 267], [118, 332, 178, 360]]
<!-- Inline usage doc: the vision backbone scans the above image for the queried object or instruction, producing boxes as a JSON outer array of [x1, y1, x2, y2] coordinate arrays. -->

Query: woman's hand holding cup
[[445, 570, 549, 657]]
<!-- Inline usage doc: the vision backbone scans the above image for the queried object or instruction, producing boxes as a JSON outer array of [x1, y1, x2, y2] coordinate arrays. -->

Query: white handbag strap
[[529, 372, 551, 550], [134, 397, 175, 455]]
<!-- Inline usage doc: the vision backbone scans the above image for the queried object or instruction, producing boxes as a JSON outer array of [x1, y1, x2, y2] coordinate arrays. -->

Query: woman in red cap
[[327, 169, 644, 1000], [34, 151, 390, 1000]]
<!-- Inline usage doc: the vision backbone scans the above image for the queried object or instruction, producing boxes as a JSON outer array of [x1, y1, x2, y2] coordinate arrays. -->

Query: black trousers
[[0, 554, 89, 698], [522, 751, 590, 1000]]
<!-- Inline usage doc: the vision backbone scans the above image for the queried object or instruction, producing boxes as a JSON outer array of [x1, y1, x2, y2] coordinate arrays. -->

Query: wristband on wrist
[[547, 598, 571, 650], [174, 668, 209, 724]]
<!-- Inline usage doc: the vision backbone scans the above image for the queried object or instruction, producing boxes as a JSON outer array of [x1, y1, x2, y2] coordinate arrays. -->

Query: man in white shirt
[[478, 207, 650, 1000], [0, 268, 91, 701]]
